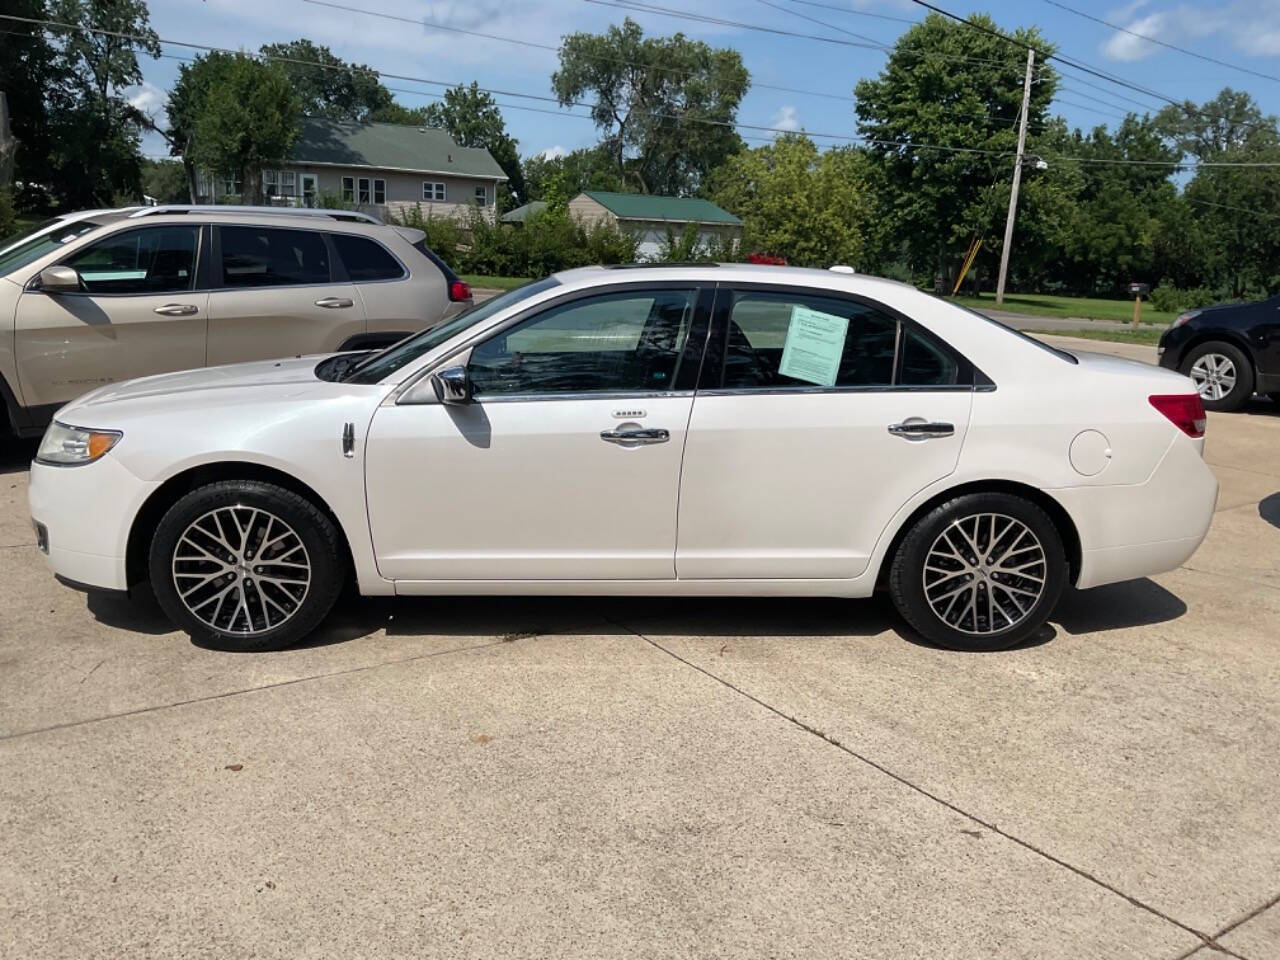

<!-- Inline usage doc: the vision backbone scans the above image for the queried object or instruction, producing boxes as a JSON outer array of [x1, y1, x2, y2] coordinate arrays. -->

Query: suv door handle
[[315, 297, 354, 309], [153, 303, 198, 316], [600, 427, 670, 445], [888, 420, 955, 440]]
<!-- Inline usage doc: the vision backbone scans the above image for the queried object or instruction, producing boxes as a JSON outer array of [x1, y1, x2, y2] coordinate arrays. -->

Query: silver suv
[[0, 205, 472, 436]]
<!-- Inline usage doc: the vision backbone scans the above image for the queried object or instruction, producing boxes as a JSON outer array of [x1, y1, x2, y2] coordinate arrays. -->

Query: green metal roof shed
[[579, 190, 741, 225]]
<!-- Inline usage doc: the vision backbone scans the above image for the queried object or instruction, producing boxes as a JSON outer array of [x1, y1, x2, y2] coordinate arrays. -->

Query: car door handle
[[315, 297, 354, 308], [888, 421, 955, 440], [153, 303, 198, 316], [600, 427, 670, 445]]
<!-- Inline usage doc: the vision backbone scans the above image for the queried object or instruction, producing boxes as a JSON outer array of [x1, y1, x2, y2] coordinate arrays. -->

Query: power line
[[1041, 0, 1280, 84], [1187, 197, 1280, 220], [1054, 96, 1131, 123], [7, 11, 1279, 170], [781, 0, 919, 25], [302, 0, 854, 104]]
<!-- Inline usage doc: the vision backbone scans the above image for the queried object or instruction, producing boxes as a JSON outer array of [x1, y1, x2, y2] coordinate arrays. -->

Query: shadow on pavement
[[1053, 578, 1187, 635], [1260, 492, 1280, 530], [0, 439, 38, 476]]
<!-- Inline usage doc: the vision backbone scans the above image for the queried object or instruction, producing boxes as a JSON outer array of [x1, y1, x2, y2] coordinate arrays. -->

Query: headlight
[[35, 422, 122, 466], [1171, 309, 1201, 329]]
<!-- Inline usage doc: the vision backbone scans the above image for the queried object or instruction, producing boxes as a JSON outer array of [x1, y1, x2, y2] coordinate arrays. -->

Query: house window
[[358, 177, 371, 204], [423, 181, 445, 202], [221, 174, 241, 197], [373, 178, 386, 205], [280, 170, 297, 198], [263, 169, 278, 197], [474, 185, 488, 207], [341, 176, 355, 202]]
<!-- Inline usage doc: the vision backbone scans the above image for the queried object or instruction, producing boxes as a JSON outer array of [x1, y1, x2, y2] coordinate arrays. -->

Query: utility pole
[[996, 47, 1035, 305]]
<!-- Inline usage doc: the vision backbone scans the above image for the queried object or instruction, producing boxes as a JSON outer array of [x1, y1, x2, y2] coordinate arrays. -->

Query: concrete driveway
[[2, 339, 1278, 959]]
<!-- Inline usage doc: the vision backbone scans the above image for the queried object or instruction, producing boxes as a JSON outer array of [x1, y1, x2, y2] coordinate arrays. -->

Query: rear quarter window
[[331, 234, 405, 282]]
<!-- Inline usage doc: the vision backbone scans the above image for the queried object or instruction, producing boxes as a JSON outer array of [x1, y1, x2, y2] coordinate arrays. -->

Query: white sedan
[[28, 265, 1217, 652]]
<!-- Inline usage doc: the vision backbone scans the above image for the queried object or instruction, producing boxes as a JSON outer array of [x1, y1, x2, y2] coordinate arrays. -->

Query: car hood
[[65, 355, 327, 411]]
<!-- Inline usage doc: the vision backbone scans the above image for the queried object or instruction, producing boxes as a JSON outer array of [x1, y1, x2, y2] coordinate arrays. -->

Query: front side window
[[219, 226, 330, 287], [0, 219, 101, 277], [331, 234, 404, 282], [468, 289, 695, 398], [63, 225, 198, 295], [722, 291, 898, 389], [423, 181, 445, 201]]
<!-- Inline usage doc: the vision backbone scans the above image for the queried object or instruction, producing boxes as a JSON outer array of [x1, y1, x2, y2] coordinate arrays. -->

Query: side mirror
[[431, 365, 472, 405], [38, 265, 82, 294]]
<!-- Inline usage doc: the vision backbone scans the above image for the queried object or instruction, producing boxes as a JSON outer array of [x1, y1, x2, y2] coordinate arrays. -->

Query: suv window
[[469, 289, 696, 397], [331, 233, 404, 282], [723, 291, 898, 388], [63, 225, 198, 295], [219, 226, 330, 287]]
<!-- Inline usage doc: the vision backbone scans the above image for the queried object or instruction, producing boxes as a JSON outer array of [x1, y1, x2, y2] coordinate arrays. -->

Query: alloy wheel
[[1189, 352, 1237, 402], [171, 505, 311, 636], [921, 512, 1047, 636]]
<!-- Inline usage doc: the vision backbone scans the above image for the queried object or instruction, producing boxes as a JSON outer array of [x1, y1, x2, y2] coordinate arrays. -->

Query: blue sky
[[128, 0, 1280, 160]]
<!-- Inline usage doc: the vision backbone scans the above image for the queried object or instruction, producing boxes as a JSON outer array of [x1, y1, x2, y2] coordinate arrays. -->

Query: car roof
[[62, 205, 396, 235], [552, 262, 920, 298]]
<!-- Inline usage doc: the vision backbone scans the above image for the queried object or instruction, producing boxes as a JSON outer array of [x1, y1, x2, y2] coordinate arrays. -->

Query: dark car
[[1157, 297, 1280, 411]]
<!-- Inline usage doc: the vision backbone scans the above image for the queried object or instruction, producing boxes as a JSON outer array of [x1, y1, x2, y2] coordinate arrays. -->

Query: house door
[[300, 174, 318, 208]]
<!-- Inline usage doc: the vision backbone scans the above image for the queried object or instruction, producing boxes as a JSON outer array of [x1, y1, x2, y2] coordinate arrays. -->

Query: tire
[[1180, 340, 1254, 412], [888, 493, 1068, 652], [149, 480, 346, 651]]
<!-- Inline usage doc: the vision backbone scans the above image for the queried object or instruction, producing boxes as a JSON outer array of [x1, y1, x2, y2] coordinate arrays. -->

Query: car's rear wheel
[[888, 493, 1068, 652], [149, 480, 345, 651], [1180, 340, 1254, 412]]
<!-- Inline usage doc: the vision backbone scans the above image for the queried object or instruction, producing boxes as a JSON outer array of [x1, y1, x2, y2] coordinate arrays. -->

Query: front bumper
[[1051, 434, 1218, 589], [28, 456, 156, 593]]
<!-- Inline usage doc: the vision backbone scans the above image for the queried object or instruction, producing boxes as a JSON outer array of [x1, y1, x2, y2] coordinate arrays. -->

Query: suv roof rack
[[127, 205, 383, 225]]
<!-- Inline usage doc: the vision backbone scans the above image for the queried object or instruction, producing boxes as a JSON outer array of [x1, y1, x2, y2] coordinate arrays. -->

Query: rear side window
[[899, 326, 960, 385], [63, 225, 198, 295], [219, 226, 330, 287], [330, 234, 404, 282], [723, 291, 898, 388]]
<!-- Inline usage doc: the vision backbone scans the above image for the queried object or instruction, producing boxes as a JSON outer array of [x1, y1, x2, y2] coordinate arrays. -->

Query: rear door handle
[[600, 427, 670, 445], [153, 303, 198, 316], [315, 297, 354, 309], [888, 420, 955, 440]]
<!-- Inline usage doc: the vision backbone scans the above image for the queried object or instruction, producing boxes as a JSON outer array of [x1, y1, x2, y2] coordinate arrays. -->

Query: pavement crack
[[1171, 889, 1280, 960], [0, 636, 513, 743], [611, 618, 1245, 960]]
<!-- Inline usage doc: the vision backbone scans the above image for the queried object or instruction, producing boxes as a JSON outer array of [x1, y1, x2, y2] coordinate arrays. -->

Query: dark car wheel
[[1180, 340, 1254, 412], [888, 493, 1068, 652], [149, 480, 346, 651]]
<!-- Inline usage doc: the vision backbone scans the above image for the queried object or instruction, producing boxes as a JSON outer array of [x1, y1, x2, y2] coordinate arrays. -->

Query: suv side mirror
[[38, 265, 82, 294], [431, 365, 472, 405]]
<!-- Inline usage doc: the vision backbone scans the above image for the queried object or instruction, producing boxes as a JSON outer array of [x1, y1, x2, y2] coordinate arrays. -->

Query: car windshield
[[342, 276, 562, 384], [0, 219, 102, 277]]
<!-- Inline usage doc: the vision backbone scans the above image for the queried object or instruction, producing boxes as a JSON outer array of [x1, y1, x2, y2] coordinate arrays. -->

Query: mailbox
[[1127, 282, 1150, 298]]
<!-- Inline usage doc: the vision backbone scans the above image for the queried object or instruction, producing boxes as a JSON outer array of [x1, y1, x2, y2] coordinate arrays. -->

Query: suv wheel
[[149, 480, 345, 651], [889, 493, 1067, 652], [1181, 340, 1254, 412]]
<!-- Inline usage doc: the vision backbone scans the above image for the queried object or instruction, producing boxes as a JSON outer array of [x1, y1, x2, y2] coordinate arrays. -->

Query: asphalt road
[[2, 335, 1277, 959]]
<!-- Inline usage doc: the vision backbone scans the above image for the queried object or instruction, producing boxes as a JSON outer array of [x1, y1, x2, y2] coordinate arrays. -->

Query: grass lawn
[[460, 274, 533, 291], [955, 292, 1177, 327], [1023, 326, 1164, 345]]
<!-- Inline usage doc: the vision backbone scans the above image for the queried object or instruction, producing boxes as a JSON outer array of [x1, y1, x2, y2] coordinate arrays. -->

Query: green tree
[[552, 17, 749, 195], [855, 13, 1057, 282], [708, 135, 867, 267], [420, 83, 525, 206], [522, 146, 621, 206], [259, 39, 393, 121], [171, 53, 301, 205], [140, 158, 189, 203], [0, 0, 57, 206]]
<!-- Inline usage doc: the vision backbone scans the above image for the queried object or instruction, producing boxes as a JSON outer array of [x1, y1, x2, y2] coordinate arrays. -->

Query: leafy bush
[[1150, 281, 1218, 314], [0, 189, 16, 240]]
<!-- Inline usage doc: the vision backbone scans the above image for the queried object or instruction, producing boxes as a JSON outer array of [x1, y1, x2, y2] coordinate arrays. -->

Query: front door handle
[[153, 303, 198, 316], [315, 297, 354, 309], [600, 426, 670, 445], [888, 420, 955, 440]]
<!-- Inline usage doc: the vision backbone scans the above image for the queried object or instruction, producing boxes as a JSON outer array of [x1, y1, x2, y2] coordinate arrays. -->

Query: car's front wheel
[[1181, 340, 1254, 412], [888, 493, 1068, 652], [149, 480, 346, 651]]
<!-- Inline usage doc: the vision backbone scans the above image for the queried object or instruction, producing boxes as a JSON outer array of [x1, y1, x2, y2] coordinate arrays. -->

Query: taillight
[[1149, 393, 1206, 438], [449, 280, 471, 302]]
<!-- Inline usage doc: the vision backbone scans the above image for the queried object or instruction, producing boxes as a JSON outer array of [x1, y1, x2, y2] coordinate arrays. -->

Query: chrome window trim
[[472, 389, 696, 405], [694, 384, 979, 398]]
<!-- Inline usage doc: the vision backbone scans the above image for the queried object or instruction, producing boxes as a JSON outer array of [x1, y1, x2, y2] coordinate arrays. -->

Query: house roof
[[500, 200, 548, 223], [581, 190, 741, 226], [290, 118, 508, 180]]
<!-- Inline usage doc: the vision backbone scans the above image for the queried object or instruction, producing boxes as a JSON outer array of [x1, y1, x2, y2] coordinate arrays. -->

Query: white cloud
[[1098, 1, 1276, 63], [123, 81, 166, 119], [771, 104, 800, 132], [538, 144, 569, 159]]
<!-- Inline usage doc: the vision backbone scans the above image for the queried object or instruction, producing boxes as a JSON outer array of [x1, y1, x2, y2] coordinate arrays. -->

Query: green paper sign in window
[[778, 305, 850, 386]]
